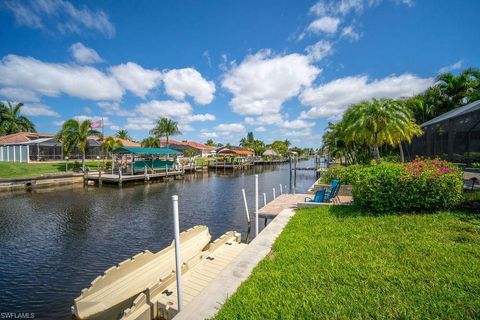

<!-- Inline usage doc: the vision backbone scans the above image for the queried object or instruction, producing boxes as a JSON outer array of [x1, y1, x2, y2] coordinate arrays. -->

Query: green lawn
[[0, 161, 104, 179], [215, 206, 480, 319]]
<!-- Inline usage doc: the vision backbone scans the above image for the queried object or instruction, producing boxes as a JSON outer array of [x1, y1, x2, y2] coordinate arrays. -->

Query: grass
[[0, 161, 105, 179], [215, 206, 480, 319]]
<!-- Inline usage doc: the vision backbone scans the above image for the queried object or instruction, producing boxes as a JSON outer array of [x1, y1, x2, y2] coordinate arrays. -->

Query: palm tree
[[57, 119, 101, 171], [0, 102, 35, 135], [141, 136, 161, 148], [150, 118, 181, 147], [102, 137, 123, 173], [115, 129, 131, 140], [436, 68, 478, 108], [342, 98, 422, 163]]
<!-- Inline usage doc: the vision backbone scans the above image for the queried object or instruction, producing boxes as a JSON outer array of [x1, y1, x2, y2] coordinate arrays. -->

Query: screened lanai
[[406, 99, 480, 164]]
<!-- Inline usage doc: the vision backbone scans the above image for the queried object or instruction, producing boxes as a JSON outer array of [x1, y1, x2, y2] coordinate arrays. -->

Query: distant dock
[[86, 169, 184, 185]]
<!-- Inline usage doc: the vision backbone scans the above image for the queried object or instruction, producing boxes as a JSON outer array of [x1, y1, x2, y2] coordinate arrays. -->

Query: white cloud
[[97, 101, 132, 116], [198, 132, 218, 139], [124, 117, 156, 131], [299, 73, 433, 119], [0, 87, 40, 102], [135, 100, 192, 119], [69, 42, 102, 64], [215, 123, 246, 133], [222, 50, 320, 116], [163, 68, 216, 105], [3, 0, 115, 38], [73, 115, 112, 126], [109, 62, 162, 98], [245, 113, 284, 126], [307, 16, 340, 34], [83, 106, 92, 114], [341, 25, 360, 41], [125, 99, 215, 131], [279, 119, 315, 129], [305, 40, 334, 61], [21, 103, 60, 117], [0, 54, 123, 101], [183, 113, 216, 122], [439, 60, 463, 74], [281, 127, 314, 137], [255, 126, 267, 132]]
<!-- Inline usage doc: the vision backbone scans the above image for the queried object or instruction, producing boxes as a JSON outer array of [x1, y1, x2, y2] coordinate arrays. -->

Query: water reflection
[[0, 160, 316, 319]]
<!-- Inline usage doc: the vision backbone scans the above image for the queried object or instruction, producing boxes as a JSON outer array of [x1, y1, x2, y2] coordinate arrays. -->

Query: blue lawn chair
[[325, 180, 342, 203], [305, 189, 326, 203]]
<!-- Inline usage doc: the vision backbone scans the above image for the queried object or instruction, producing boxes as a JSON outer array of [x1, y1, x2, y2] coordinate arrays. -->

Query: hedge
[[352, 159, 464, 213]]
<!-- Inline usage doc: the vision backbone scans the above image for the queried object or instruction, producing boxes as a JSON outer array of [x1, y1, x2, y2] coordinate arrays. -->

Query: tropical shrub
[[352, 159, 463, 213], [320, 164, 366, 185]]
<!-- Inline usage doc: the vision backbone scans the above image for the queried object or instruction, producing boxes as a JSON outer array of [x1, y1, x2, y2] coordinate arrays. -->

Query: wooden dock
[[258, 194, 309, 219], [86, 170, 184, 185]]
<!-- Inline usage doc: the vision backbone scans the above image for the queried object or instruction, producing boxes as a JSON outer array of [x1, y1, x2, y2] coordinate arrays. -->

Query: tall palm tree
[[436, 69, 478, 108], [115, 129, 131, 140], [0, 102, 35, 135], [150, 118, 181, 147], [102, 137, 123, 173], [57, 119, 101, 171], [141, 136, 161, 148], [342, 98, 422, 163]]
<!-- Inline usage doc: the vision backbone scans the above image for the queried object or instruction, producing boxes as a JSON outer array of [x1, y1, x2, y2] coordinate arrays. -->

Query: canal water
[[0, 160, 316, 319]]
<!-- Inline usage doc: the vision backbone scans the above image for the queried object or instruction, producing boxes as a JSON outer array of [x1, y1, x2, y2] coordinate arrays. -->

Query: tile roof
[[159, 139, 215, 150], [0, 132, 55, 144]]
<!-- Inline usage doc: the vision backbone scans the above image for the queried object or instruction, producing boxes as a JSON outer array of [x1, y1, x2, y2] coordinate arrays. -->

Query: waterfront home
[[0, 132, 139, 162], [216, 146, 254, 157], [406, 99, 480, 165], [159, 138, 216, 157]]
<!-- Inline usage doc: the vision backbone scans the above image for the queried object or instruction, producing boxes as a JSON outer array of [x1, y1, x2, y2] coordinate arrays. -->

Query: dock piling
[[241, 188, 250, 224], [255, 174, 259, 237], [172, 195, 183, 312], [279, 184, 283, 195], [273, 188, 276, 200]]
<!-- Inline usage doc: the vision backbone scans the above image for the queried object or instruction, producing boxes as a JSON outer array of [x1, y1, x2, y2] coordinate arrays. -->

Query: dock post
[[118, 169, 122, 186], [279, 184, 283, 195], [242, 189, 250, 223], [255, 174, 259, 237], [273, 188, 276, 200], [98, 170, 102, 186], [263, 192, 267, 207], [172, 195, 183, 312]]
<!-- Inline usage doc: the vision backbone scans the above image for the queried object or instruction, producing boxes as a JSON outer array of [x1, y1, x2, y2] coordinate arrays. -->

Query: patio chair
[[320, 179, 342, 204], [305, 189, 326, 203]]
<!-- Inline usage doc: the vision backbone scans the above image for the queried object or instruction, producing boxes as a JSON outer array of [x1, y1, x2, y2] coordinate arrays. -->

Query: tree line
[[322, 67, 480, 164]]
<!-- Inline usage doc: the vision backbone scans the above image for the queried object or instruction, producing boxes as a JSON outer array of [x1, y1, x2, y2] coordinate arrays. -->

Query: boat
[[73, 226, 211, 320], [72, 226, 247, 320], [120, 231, 246, 320]]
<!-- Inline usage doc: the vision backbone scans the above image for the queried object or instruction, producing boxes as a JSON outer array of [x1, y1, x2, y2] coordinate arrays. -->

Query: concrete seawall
[[0, 173, 84, 192]]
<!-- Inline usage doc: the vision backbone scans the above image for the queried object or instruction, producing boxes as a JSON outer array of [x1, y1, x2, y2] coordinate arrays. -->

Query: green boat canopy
[[113, 146, 182, 155]]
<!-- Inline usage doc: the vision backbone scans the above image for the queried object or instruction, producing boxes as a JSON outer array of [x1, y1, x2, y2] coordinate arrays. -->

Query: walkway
[[173, 208, 296, 320]]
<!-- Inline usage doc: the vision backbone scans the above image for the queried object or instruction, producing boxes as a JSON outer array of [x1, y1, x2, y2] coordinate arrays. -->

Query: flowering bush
[[352, 159, 464, 213]]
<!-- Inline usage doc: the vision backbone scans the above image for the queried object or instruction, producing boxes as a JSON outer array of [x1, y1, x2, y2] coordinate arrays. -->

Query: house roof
[[0, 132, 55, 144], [421, 99, 480, 127], [105, 137, 140, 147], [159, 138, 215, 151], [113, 146, 182, 155], [216, 146, 254, 155]]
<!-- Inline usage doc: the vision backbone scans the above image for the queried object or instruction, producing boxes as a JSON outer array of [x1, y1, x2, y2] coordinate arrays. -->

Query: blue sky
[[0, 0, 479, 147]]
